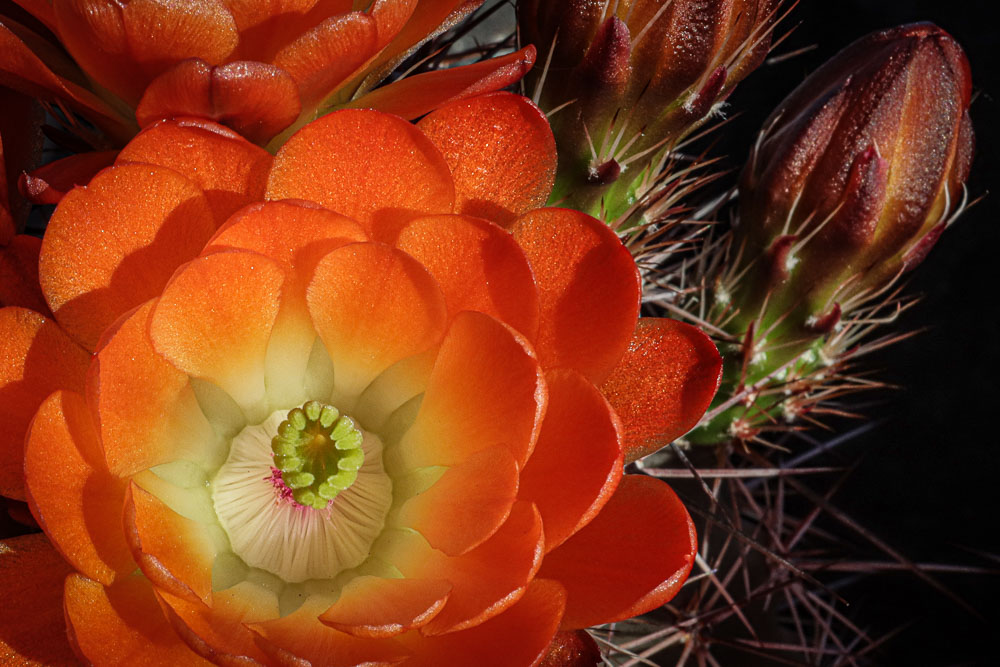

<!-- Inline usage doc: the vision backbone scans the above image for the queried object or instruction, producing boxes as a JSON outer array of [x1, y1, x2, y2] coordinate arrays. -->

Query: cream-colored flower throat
[[212, 405, 393, 583]]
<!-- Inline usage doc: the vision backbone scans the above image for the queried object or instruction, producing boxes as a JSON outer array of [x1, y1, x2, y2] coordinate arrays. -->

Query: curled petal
[[154, 584, 276, 664], [117, 119, 273, 225], [137, 59, 302, 145], [380, 501, 545, 635], [25, 390, 134, 586], [399, 578, 566, 667], [64, 573, 212, 665], [538, 475, 697, 630], [399, 310, 545, 469], [418, 90, 555, 226], [357, 45, 536, 123], [251, 598, 409, 667], [267, 109, 454, 229], [40, 163, 217, 349], [123, 482, 218, 605], [53, 0, 239, 106], [18, 150, 117, 206], [511, 207, 640, 383], [0, 307, 89, 499], [0, 533, 76, 665], [320, 576, 452, 638], [600, 317, 722, 461], [519, 369, 623, 552]]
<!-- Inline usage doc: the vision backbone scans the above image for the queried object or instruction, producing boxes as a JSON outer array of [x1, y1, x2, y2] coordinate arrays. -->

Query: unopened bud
[[520, 0, 781, 221], [735, 22, 974, 326]]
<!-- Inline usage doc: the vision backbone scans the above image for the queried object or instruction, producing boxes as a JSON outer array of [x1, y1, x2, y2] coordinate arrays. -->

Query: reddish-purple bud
[[737, 22, 974, 316], [519, 0, 781, 220]]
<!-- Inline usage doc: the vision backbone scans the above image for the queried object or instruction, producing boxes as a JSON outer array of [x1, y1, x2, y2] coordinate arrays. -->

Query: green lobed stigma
[[270, 401, 365, 510]]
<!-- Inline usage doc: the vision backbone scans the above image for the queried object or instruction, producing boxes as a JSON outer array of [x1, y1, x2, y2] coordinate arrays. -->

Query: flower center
[[271, 401, 365, 510]]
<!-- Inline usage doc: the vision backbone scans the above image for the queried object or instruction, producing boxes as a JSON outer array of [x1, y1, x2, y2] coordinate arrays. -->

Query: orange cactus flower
[[0, 93, 722, 664], [0, 0, 535, 154]]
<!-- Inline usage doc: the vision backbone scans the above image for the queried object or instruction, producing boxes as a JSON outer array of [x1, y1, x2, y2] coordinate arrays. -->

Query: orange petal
[[64, 573, 212, 665], [399, 310, 544, 469], [519, 369, 624, 553], [149, 251, 284, 410], [53, 0, 238, 107], [381, 501, 544, 635], [600, 317, 722, 462], [123, 482, 218, 604], [40, 162, 216, 350], [0, 234, 49, 314], [362, 0, 475, 82], [399, 578, 566, 667], [388, 213, 539, 337], [154, 585, 276, 664], [205, 200, 368, 404], [89, 300, 218, 477], [273, 11, 378, 110], [356, 46, 537, 124], [24, 390, 133, 586], [539, 630, 604, 667], [226, 0, 354, 62], [6, 0, 58, 33], [18, 150, 117, 205], [0, 533, 76, 665], [0, 307, 89, 500], [320, 576, 452, 638], [0, 18, 128, 136], [267, 109, 454, 229], [206, 199, 367, 279], [251, 598, 409, 666], [117, 118, 273, 226], [416, 90, 552, 226], [397, 444, 519, 556], [307, 242, 447, 398], [511, 207, 641, 383], [137, 59, 302, 145], [538, 475, 697, 630]]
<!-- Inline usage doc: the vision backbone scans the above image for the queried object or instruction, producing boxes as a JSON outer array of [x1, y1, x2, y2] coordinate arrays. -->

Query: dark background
[[716, 1, 999, 664]]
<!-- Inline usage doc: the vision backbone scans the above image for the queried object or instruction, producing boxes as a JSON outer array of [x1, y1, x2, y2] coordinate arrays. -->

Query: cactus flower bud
[[736, 22, 974, 328], [519, 0, 781, 221]]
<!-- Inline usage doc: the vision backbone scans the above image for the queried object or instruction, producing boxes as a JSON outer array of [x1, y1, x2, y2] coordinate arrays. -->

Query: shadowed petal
[[519, 369, 623, 553], [40, 163, 216, 349], [538, 475, 697, 630], [64, 573, 212, 665], [25, 390, 134, 586], [0, 533, 76, 665], [117, 118, 272, 225], [0, 307, 89, 499]]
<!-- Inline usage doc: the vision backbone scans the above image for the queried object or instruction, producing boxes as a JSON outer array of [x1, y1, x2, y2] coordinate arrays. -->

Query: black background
[[715, 2, 999, 664]]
